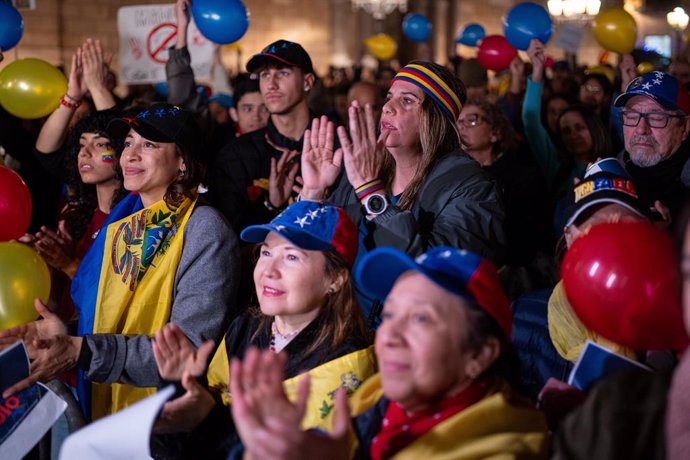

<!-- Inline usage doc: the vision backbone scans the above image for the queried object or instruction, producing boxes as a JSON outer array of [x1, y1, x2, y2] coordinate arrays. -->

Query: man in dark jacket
[[210, 39, 316, 232], [615, 71, 690, 220]]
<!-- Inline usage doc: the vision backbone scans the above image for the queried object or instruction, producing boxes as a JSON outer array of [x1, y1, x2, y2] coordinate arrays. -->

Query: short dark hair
[[232, 74, 261, 109]]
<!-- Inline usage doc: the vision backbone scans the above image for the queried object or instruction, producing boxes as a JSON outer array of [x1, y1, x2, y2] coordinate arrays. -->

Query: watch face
[[367, 195, 385, 213]]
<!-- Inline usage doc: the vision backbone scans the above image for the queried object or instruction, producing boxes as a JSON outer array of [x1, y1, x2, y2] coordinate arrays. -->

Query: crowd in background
[[2, 0, 690, 458]]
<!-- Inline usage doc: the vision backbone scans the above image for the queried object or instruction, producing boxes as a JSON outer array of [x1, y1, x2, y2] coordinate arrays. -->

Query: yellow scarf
[[207, 339, 377, 431], [91, 196, 197, 419], [347, 375, 547, 460], [548, 280, 636, 363]]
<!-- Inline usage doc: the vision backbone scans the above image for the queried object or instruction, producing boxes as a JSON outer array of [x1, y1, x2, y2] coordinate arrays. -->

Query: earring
[[327, 287, 335, 295], [178, 169, 186, 179]]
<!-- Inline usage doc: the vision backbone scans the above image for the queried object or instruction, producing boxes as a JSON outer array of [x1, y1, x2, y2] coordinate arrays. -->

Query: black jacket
[[174, 312, 370, 460], [328, 150, 507, 265]]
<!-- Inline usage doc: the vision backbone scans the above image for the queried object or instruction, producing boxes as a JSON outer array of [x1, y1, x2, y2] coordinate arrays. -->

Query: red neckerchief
[[370, 378, 493, 460]]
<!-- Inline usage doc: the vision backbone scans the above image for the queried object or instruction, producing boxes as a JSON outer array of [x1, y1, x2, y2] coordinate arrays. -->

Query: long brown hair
[[379, 61, 466, 209], [251, 249, 369, 355]]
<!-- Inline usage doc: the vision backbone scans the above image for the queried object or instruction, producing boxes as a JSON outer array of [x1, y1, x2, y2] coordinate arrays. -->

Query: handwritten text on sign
[[117, 4, 214, 85]]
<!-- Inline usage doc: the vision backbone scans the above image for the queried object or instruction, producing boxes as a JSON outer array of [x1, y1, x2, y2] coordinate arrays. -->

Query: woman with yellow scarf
[[228, 246, 548, 460], [149, 201, 376, 459], [0, 103, 239, 422]]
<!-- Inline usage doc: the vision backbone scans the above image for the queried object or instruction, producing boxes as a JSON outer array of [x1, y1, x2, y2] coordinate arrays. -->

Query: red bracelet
[[60, 95, 82, 110]]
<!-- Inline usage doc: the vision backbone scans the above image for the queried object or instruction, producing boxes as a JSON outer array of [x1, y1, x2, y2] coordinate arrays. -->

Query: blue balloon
[[191, 0, 249, 45], [456, 23, 485, 47], [402, 13, 431, 43], [0, 3, 23, 51], [503, 2, 552, 51]]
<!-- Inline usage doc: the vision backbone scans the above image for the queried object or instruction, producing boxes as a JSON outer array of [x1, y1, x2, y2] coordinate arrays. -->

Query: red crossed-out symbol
[[147, 22, 178, 64]]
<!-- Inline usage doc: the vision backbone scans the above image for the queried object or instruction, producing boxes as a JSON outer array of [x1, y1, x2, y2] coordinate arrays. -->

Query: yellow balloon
[[365, 34, 397, 60], [0, 58, 67, 120], [586, 65, 615, 84], [0, 242, 50, 330], [223, 41, 241, 52], [637, 61, 654, 75], [593, 8, 637, 54]]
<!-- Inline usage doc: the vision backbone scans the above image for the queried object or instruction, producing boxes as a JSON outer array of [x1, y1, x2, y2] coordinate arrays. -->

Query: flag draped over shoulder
[[71, 193, 197, 420], [207, 342, 377, 432]]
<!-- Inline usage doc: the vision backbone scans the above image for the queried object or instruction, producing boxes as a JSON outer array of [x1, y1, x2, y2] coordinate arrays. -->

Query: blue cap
[[355, 246, 511, 338], [209, 93, 234, 108], [240, 201, 358, 266], [614, 71, 690, 114]]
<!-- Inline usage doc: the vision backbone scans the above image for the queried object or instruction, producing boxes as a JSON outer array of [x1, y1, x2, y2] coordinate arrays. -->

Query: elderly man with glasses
[[614, 71, 690, 220]]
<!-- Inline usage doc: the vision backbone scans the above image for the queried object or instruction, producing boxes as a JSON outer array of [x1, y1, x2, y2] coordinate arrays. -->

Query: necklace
[[270, 321, 303, 353]]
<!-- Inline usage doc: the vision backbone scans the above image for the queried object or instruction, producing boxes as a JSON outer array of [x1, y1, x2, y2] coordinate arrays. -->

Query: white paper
[[117, 5, 214, 84], [554, 23, 585, 55], [59, 385, 175, 460], [2, 383, 68, 460]]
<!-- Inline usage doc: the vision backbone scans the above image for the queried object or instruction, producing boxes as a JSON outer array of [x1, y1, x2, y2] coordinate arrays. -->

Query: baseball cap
[[240, 201, 358, 266], [246, 40, 314, 74], [106, 103, 201, 155], [614, 71, 690, 114], [355, 246, 512, 339], [209, 93, 234, 109], [564, 158, 647, 227]]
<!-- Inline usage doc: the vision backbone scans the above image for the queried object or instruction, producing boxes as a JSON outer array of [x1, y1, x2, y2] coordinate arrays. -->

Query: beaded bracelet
[[355, 179, 385, 201], [60, 94, 82, 110]]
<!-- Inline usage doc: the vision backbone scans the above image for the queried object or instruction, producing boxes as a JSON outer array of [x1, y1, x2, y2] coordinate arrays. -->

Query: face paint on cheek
[[101, 150, 115, 163]]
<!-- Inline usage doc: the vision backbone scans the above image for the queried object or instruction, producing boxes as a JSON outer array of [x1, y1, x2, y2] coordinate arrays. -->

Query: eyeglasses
[[620, 110, 687, 129], [583, 84, 603, 94], [457, 114, 488, 128]]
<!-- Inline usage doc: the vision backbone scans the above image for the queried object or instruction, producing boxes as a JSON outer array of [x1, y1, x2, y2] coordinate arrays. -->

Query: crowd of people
[[1, 0, 690, 458]]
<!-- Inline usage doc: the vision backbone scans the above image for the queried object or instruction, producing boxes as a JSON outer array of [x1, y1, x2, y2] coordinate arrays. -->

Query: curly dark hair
[[63, 109, 127, 241]]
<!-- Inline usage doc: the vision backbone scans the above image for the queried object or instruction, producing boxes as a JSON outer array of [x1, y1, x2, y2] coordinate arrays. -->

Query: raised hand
[[66, 47, 86, 102], [509, 56, 526, 94], [175, 0, 191, 49], [267, 142, 300, 208], [34, 226, 79, 277], [81, 38, 116, 109], [339, 101, 389, 189], [152, 323, 214, 381], [229, 348, 350, 460], [153, 370, 216, 434], [527, 39, 545, 84], [619, 54, 638, 91], [300, 116, 343, 201]]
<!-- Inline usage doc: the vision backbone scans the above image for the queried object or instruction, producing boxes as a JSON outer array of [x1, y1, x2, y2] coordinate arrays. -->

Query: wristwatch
[[363, 193, 389, 216]]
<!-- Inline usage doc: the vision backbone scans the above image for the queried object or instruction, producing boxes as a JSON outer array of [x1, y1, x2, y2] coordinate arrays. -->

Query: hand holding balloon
[[526, 39, 545, 83]]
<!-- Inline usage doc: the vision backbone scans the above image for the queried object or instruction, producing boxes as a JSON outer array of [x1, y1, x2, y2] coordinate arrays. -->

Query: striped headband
[[392, 64, 463, 120]]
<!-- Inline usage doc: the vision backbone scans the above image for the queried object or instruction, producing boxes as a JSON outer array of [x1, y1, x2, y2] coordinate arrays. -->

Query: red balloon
[[477, 35, 517, 71], [0, 166, 31, 241], [562, 221, 688, 351]]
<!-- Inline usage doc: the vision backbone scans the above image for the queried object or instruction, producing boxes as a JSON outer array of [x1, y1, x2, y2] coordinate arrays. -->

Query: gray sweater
[[82, 205, 240, 387]]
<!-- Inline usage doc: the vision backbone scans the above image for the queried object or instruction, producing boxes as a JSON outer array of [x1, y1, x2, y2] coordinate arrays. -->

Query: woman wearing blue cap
[[149, 200, 374, 459], [228, 246, 548, 459], [0, 104, 239, 423]]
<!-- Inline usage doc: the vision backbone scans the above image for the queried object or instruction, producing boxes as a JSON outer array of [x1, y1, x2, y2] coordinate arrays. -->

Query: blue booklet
[[568, 340, 651, 391], [0, 341, 30, 395]]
